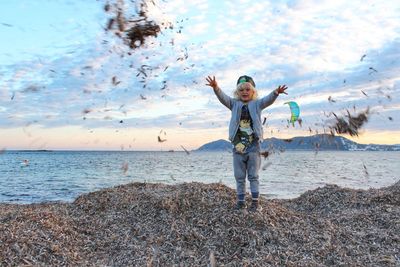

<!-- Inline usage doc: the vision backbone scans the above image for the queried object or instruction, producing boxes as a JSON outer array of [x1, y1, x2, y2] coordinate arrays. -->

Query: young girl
[[206, 75, 287, 211]]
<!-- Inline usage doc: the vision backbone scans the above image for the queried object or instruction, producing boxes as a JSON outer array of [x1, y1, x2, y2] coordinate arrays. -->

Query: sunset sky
[[1, 0, 399, 151]]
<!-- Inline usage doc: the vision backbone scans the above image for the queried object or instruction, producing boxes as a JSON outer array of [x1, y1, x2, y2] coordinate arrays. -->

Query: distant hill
[[196, 139, 232, 151], [196, 134, 400, 151]]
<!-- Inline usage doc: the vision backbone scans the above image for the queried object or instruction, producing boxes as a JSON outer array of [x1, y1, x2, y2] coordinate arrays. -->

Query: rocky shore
[[1, 180, 399, 266]]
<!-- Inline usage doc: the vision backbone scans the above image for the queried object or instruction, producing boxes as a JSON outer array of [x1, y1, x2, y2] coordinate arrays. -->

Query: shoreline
[[1, 180, 399, 266]]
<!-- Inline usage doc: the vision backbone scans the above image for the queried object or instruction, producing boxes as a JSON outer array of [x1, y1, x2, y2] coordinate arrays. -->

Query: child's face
[[238, 82, 254, 102]]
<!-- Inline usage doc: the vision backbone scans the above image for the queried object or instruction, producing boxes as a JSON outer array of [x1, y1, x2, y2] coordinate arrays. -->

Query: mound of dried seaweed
[[1, 181, 399, 266]]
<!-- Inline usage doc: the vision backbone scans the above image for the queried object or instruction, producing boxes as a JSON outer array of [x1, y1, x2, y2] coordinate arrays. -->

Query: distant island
[[196, 134, 400, 151]]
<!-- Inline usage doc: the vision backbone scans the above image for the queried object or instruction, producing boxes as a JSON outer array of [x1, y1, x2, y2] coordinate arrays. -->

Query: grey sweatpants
[[233, 151, 261, 198]]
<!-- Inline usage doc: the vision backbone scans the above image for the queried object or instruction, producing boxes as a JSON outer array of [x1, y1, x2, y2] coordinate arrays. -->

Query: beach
[[1, 180, 399, 266]]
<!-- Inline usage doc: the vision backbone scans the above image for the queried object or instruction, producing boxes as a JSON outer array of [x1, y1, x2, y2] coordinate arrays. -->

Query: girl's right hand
[[206, 76, 218, 90]]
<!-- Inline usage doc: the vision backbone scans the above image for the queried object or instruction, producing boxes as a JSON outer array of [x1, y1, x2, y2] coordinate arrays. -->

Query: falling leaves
[[126, 22, 161, 49], [297, 118, 303, 127]]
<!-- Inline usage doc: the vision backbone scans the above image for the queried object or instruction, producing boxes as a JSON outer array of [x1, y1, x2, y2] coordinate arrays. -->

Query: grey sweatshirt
[[213, 87, 278, 142]]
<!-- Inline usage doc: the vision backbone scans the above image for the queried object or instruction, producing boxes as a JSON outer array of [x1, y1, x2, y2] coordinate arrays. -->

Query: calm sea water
[[0, 151, 399, 203]]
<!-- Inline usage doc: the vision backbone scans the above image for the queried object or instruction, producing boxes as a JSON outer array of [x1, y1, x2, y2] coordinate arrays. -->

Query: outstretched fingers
[[206, 76, 217, 88], [278, 85, 288, 95]]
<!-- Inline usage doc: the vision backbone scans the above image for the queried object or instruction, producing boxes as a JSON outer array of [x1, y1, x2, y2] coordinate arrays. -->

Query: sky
[[0, 0, 399, 151]]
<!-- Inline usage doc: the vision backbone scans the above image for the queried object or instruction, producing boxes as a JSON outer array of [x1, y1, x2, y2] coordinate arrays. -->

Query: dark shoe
[[249, 200, 262, 212], [234, 201, 247, 210]]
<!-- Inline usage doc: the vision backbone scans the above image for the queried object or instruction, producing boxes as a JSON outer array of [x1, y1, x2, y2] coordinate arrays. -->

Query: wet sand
[[1, 180, 399, 266]]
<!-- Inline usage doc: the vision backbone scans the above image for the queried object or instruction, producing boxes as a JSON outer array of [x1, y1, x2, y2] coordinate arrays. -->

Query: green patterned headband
[[237, 75, 255, 87]]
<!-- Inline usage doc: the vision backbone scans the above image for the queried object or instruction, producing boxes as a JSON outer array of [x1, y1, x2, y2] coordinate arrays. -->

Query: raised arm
[[206, 76, 234, 110], [259, 85, 288, 109]]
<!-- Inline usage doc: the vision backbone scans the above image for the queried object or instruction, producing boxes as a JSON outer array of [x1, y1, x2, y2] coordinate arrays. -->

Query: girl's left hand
[[276, 85, 288, 95], [206, 76, 219, 90]]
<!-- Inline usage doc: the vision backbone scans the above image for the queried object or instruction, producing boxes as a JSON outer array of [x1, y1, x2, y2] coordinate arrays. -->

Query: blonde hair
[[233, 82, 258, 100]]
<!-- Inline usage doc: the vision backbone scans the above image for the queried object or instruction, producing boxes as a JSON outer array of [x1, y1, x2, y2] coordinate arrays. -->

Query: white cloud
[[1, 0, 400, 148]]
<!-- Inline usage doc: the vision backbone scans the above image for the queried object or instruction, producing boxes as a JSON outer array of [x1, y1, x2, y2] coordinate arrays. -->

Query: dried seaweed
[[1, 180, 399, 266], [126, 22, 161, 49], [105, 1, 162, 50], [330, 108, 370, 137]]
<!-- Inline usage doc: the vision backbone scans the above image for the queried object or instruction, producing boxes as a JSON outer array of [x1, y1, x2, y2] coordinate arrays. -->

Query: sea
[[0, 150, 399, 204]]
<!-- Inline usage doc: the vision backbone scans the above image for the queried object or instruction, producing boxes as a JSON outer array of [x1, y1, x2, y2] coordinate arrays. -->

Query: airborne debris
[[112, 76, 121, 86], [262, 117, 267, 125], [23, 85, 42, 93], [362, 163, 369, 178], [328, 96, 336, 103], [180, 145, 190, 155], [261, 162, 272, 170], [369, 67, 378, 74], [121, 161, 129, 175], [82, 108, 92, 114], [330, 108, 370, 137], [1, 22, 13, 27], [157, 130, 167, 142], [260, 151, 270, 159], [104, 1, 162, 50]]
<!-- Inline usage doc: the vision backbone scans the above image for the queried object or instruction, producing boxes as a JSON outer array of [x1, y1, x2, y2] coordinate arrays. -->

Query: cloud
[[1, 0, 399, 148]]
